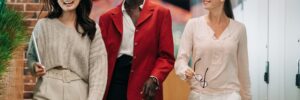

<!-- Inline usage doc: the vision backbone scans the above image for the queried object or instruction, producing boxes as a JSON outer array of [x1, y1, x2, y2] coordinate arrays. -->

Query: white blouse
[[174, 16, 251, 100], [118, 1, 144, 57]]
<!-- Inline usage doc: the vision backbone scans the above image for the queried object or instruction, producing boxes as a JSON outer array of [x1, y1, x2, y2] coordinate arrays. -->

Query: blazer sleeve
[[151, 9, 175, 84], [99, 15, 108, 43], [174, 19, 194, 80], [87, 25, 108, 100], [237, 25, 252, 100]]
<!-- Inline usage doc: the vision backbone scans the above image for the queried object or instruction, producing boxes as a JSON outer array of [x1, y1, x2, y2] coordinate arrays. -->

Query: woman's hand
[[185, 67, 195, 80], [34, 63, 46, 77]]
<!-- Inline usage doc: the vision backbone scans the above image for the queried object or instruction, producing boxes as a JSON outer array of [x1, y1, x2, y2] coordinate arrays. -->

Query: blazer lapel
[[110, 0, 154, 32], [136, 0, 154, 27], [110, 5, 123, 35]]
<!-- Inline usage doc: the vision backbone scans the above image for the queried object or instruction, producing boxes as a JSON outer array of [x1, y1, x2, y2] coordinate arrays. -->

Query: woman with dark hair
[[175, 0, 251, 100], [26, 0, 107, 99]]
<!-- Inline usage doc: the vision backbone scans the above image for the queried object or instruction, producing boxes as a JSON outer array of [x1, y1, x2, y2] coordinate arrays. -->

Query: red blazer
[[99, 0, 174, 100]]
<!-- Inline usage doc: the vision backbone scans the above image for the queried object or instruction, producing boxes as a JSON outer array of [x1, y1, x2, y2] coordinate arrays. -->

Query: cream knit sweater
[[26, 18, 107, 100]]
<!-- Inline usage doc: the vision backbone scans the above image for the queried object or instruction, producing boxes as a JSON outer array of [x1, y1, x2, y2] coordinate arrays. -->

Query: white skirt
[[188, 91, 241, 100]]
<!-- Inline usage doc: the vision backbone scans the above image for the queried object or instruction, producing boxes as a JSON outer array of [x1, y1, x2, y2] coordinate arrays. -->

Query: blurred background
[[0, 0, 300, 100]]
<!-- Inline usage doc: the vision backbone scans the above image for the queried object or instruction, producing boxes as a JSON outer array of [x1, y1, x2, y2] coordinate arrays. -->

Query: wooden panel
[[163, 69, 190, 100]]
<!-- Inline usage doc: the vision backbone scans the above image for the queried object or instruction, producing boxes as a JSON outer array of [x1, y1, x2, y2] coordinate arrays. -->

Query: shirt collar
[[121, 0, 145, 12]]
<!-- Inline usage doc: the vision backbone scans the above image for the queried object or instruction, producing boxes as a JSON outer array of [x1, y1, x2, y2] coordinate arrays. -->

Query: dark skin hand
[[141, 78, 159, 100]]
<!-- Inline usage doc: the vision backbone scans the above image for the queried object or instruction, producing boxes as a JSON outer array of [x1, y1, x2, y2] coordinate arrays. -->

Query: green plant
[[0, 0, 5, 12], [0, 0, 27, 76]]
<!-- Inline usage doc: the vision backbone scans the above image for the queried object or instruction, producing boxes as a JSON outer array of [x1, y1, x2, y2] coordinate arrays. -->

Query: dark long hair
[[223, 0, 234, 19], [42, 0, 96, 41]]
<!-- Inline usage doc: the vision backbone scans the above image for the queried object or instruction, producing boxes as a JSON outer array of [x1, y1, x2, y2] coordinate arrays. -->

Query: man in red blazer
[[99, 0, 174, 100]]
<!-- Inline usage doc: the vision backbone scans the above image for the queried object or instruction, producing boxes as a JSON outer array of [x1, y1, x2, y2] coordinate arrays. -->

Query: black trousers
[[107, 55, 132, 100]]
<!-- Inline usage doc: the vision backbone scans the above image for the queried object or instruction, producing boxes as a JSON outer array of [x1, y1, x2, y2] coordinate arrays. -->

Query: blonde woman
[[26, 0, 107, 99], [175, 0, 251, 100]]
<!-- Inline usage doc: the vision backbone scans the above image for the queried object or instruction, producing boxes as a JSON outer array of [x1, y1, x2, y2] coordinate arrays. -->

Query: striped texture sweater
[[26, 18, 107, 100]]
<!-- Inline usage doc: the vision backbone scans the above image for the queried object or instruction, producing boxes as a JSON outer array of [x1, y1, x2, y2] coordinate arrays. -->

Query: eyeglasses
[[193, 58, 209, 88]]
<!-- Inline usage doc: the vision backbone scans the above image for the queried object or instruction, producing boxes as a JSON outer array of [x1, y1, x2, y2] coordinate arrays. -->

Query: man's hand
[[141, 77, 159, 100]]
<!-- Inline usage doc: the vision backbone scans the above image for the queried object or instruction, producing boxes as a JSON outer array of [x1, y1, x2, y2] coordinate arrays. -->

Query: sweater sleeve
[[174, 19, 194, 80], [237, 25, 252, 100], [87, 25, 108, 100], [26, 20, 44, 75], [26, 36, 38, 75]]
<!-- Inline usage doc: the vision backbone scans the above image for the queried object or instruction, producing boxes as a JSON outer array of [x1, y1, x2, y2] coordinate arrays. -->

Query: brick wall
[[7, 0, 47, 36], [6, 0, 45, 99]]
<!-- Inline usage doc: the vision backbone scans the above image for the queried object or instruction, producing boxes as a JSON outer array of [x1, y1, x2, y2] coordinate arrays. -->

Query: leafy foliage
[[0, 0, 27, 75]]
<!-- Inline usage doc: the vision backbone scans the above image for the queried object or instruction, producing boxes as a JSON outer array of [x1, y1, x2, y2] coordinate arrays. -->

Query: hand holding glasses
[[193, 58, 209, 88]]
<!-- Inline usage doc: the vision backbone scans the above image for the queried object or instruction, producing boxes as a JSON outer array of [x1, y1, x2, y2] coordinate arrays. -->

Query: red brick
[[8, 0, 41, 3], [23, 75, 36, 83], [22, 11, 48, 19], [23, 91, 33, 99], [24, 66, 32, 76], [26, 27, 34, 35], [22, 11, 37, 19], [7, 0, 16, 3], [24, 19, 38, 27], [16, 0, 29, 3], [24, 84, 35, 91], [37, 11, 48, 18], [29, 0, 41, 3], [17, 0, 41, 3], [25, 3, 44, 11], [7, 3, 25, 11]]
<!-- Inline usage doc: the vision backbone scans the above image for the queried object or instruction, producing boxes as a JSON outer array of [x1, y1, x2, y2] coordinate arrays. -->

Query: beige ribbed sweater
[[26, 18, 107, 100]]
